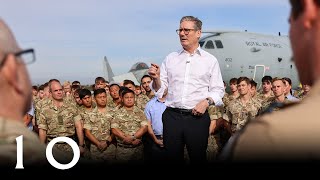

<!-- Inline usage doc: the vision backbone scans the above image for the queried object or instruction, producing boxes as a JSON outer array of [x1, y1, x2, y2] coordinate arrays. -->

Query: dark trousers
[[162, 108, 210, 164], [143, 134, 166, 164]]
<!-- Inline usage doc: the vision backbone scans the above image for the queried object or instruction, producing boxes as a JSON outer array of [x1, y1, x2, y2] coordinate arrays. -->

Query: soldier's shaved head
[[0, 19, 20, 59]]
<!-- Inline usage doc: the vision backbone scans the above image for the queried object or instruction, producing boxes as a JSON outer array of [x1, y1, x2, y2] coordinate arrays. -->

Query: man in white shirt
[[148, 16, 224, 164]]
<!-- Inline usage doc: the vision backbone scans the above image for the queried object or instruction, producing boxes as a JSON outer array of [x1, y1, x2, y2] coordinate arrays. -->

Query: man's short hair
[[272, 77, 286, 84], [120, 88, 135, 98], [32, 85, 38, 91], [229, 78, 238, 85], [262, 76, 273, 83], [123, 79, 135, 86], [72, 80, 80, 85], [119, 86, 129, 97], [48, 79, 61, 92], [38, 84, 45, 91], [79, 89, 92, 99], [109, 83, 120, 89], [74, 88, 81, 95], [95, 77, 106, 84], [141, 75, 152, 82], [63, 81, 71, 86], [71, 84, 81, 91], [237, 77, 250, 85], [250, 79, 257, 88], [282, 77, 292, 85], [94, 88, 106, 97], [180, 16, 202, 30]]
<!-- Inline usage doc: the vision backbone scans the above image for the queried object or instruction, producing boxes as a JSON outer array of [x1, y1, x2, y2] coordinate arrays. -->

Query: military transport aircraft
[[199, 30, 298, 88]]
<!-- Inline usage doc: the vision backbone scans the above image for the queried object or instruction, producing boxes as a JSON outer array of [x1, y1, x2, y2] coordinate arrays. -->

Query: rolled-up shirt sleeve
[[208, 60, 225, 106]]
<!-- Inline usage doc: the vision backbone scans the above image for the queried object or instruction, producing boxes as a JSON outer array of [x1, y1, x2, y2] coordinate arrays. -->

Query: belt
[[167, 107, 193, 115]]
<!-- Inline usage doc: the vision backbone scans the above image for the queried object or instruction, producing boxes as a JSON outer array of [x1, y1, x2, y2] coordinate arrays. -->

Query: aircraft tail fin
[[103, 56, 115, 82]]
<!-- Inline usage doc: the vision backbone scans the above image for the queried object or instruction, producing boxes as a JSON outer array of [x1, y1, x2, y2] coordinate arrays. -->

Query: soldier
[[207, 105, 221, 162], [257, 76, 275, 111], [141, 75, 155, 99], [72, 80, 81, 86], [296, 83, 311, 100], [222, 0, 320, 162], [123, 79, 149, 110], [72, 88, 83, 108], [228, 78, 240, 100], [0, 18, 47, 167], [63, 80, 72, 102], [34, 82, 51, 134], [32, 85, 38, 101], [78, 88, 95, 157], [108, 84, 122, 108], [94, 77, 112, 102], [84, 89, 116, 163], [260, 76, 274, 99], [111, 88, 148, 163], [249, 79, 259, 100], [134, 85, 142, 95], [38, 80, 85, 159], [260, 77, 293, 114], [226, 77, 261, 134], [283, 77, 300, 102]]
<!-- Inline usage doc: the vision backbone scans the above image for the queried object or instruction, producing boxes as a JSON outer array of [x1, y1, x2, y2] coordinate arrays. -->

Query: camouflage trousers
[[90, 144, 116, 164], [115, 144, 143, 164], [207, 134, 219, 162]]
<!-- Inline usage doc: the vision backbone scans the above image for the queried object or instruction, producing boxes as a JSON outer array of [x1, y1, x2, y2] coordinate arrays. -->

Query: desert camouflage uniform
[[35, 98, 51, 125], [208, 105, 223, 120], [257, 92, 275, 112], [111, 106, 148, 163], [226, 97, 261, 133], [135, 94, 150, 110], [84, 107, 116, 163], [146, 91, 155, 100], [64, 95, 74, 105], [207, 134, 219, 162], [108, 100, 121, 109], [221, 93, 239, 121], [260, 98, 293, 114], [0, 117, 47, 167], [38, 99, 81, 157], [295, 90, 309, 100]]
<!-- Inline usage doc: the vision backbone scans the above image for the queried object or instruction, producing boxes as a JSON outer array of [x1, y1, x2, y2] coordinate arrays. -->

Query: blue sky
[[0, 0, 290, 85]]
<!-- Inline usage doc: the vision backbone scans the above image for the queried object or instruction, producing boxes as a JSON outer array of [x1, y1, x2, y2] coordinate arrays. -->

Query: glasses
[[0, 48, 35, 68], [176, 28, 196, 35]]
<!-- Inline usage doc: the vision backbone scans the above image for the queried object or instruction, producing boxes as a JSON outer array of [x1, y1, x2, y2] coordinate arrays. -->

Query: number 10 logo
[[16, 135, 80, 170]]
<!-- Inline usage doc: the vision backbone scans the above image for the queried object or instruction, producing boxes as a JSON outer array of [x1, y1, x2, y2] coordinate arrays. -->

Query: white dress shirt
[[150, 46, 225, 109]]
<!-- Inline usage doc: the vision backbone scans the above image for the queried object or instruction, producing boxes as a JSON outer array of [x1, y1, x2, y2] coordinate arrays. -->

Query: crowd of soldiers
[[26, 74, 311, 164]]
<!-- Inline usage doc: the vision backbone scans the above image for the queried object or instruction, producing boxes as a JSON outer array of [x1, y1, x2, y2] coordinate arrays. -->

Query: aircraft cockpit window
[[205, 40, 215, 49], [199, 41, 205, 47], [215, 40, 224, 48]]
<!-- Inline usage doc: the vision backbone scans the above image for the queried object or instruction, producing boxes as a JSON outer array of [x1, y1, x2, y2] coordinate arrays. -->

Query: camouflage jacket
[[226, 97, 262, 133], [111, 106, 148, 145], [84, 106, 115, 141], [38, 99, 81, 138]]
